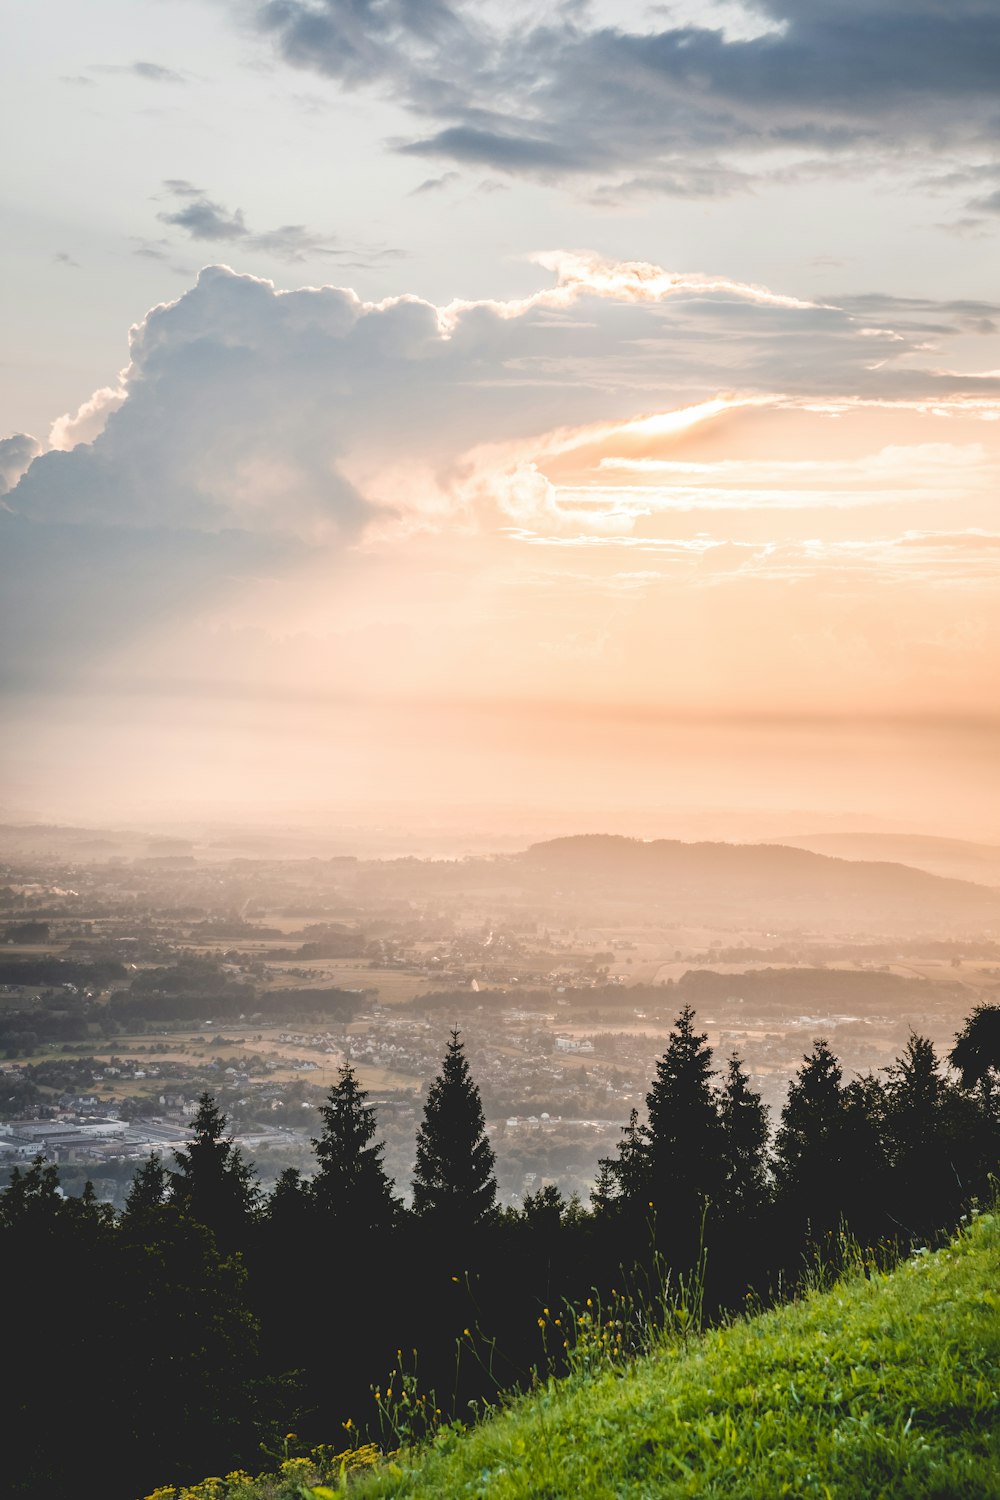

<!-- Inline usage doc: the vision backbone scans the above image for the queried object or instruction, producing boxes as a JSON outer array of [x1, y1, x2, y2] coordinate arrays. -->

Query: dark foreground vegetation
[[2, 1004, 998, 1499], [167, 1208, 1000, 1500]]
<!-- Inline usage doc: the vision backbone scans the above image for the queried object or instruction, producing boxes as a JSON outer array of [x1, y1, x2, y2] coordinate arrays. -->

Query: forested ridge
[[2, 1004, 998, 1498]]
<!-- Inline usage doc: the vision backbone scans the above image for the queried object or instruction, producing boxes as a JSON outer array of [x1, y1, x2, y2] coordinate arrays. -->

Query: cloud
[[131, 60, 187, 83], [49, 386, 128, 452], [53, 252, 81, 268], [969, 187, 1000, 215], [247, 223, 344, 260], [159, 195, 249, 242], [92, 60, 188, 83], [410, 171, 461, 195], [155, 181, 392, 264], [399, 126, 582, 174], [4, 250, 1000, 709], [0, 435, 41, 496], [239, 0, 1000, 193]]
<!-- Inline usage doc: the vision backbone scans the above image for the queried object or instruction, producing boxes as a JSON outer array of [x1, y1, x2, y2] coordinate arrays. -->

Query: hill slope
[[354, 1214, 1000, 1500], [517, 834, 1000, 932], [782, 831, 1000, 888]]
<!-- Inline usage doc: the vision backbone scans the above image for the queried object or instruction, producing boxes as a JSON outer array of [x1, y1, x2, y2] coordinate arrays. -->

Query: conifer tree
[[885, 1034, 944, 1157], [949, 1004, 1000, 1093], [311, 1063, 401, 1231], [412, 1030, 498, 1229], [774, 1039, 847, 1233], [266, 1165, 312, 1227], [718, 1053, 770, 1220], [0, 1153, 62, 1231], [170, 1092, 260, 1251], [644, 1006, 724, 1240], [123, 1152, 168, 1218], [884, 1033, 967, 1230], [840, 1072, 889, 1237], [594, 1107, 646, 1212]]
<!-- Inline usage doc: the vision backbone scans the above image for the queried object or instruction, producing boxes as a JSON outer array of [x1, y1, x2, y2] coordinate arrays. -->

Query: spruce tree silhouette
[[412, 1029, 498, 1231], [312, 1062, 401, 1231], [885, 1034, 945, 1156], [123, 1151, 168, 1218], [774, 1039, 848, 1239], [644, 1005, 724, 1255], [950, 1004, 1000, 1092], [170, 1092, 260, 1252], [884, 1033, 970, 1232], [594, 1106, 647, 1213], [266, 1165, 313, 1230], [718, 1052, 770, 1221]]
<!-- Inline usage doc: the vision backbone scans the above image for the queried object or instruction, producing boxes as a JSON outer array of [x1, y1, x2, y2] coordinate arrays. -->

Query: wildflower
[[463, 1327, 471, 1336]]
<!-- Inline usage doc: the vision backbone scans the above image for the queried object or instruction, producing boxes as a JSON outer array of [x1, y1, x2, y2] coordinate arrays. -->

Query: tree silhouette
[[311, 1062, 401, 1232], [594, 1106, 646, 1213], [950, 1004, 1000, 1092], [644, 1006, 723, 1252], [718, 1053, 770, 1221], [840, 1072, 889, 1240], [170, 1092, 260, 1251], [123, 1152, 168, 1219], [885, 1034, 945, 1154], [775, 1040, 842, 1180], [412, 1030, 497, 1230]]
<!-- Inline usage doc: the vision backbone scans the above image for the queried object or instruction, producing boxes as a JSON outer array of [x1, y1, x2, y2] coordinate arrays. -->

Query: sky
[[2, 0, 1000, 836]]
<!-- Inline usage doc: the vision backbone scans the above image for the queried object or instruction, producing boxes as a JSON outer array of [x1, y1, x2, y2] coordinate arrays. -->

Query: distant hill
[[781, 831, 1000, 888], [516, 834, 1000, 934]]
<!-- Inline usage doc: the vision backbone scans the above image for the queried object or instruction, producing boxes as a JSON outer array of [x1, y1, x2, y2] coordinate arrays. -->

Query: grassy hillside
[[146, 1213, 1000, 1500]]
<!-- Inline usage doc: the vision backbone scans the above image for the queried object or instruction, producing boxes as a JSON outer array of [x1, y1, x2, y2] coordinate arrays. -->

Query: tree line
[[2, 1006, 998, 1498]]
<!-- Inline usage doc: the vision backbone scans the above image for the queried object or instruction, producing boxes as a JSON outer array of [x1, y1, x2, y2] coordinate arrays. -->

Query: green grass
[[145, 1212, 1000, 1500]]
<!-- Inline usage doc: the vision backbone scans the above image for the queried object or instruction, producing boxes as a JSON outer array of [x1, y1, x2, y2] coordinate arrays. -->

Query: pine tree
[[311, 1063, 401, 1232], [840, 1072, 889, 1239], [774, 1039, 846, 1233], [949, 1004, 1000, 1092], [718, 1053, 770, 1220], [123, 1152, 168, 1218], [266, 1165, 312, 1227], [885, 1034, 944, 1157], [644, 1006, 724, 1244], [0, 1153, 62, 1231], [593, 1107, 647, 1212], [884, 1033, 964, 1231], [412, 1030, 498, 1230], [170, 1092, 260, 1251]]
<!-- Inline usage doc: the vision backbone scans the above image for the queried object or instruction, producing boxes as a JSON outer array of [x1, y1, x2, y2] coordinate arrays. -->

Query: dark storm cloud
[[243, 0, 1000, 188]]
